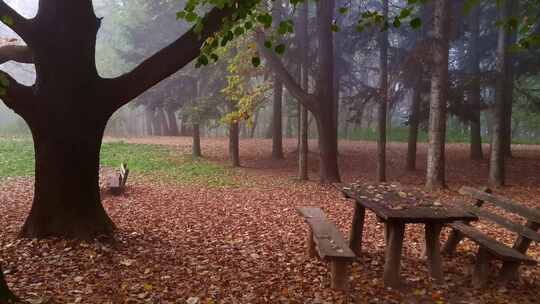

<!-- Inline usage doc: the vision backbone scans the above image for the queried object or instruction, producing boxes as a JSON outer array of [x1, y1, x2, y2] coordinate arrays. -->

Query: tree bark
[[22, 118, 115, 239], [229, 120, 240, 167], [489, 1, 511, 187], [468, 5, 483, 160], [425, 0, 450, 191], [315, 0, 340, 183], [193, 123, 202, 157], [298, 0, 309, 181], [272, 78, 284, 159], [144, 107, 153, 135], [377, 0, 389, 182], [157, 107, 168, 136], [406, 86, 421, 171]]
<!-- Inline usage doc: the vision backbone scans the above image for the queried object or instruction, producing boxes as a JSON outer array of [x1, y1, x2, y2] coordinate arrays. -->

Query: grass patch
[[0, 138, 233, 186]]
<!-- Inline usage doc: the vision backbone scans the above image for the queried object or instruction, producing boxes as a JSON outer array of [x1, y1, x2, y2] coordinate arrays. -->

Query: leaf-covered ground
[[1, 137, 539, 303]]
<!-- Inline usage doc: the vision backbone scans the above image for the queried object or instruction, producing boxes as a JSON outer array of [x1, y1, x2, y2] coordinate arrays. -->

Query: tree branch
[[0, 70, 35, 116], [0, 1, 33, 42], [254, 31, 318, 114], [0, 44, 33, 64], [103, 6, 235, 112]]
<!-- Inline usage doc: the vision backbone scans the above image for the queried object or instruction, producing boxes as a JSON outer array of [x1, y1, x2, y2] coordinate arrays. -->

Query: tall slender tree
[[377, 0, 389, 182], [468, 4, 483, 160], [489, 0, 512, 187], [425, 0, 451, 190]]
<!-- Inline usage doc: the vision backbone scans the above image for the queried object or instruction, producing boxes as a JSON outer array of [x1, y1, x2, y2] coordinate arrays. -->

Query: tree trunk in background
[[469, 5, 483, 160], [425, 0, 450, 191], [489, 1, 511, 187], [406, 87, 421, 170], [250, 110, 259, 138], [229, 120, 240, 167], [145, 107, 153, 136], [298, 0, 309, 180], [503, 4, 517, 158], [0, 264, 16, 303], [151, 109, 161, 136], [192, 123, 202, 157], [377, 0, 389, 182], [166, 107, 179, 136], [271, 0, 284, 159], [272, 78, 284, 159], [315, 0, 340, 183], [157, 107, 168, 136]]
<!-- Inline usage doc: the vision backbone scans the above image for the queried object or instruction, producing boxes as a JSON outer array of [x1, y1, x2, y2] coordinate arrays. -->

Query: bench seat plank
[[450, 222, 537, 265], [457, 202, 540, 243], [297, 207, 355, 261]]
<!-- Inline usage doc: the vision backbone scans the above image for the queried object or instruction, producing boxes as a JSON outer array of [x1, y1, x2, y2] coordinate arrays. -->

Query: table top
[[334, 183, 478, 224]]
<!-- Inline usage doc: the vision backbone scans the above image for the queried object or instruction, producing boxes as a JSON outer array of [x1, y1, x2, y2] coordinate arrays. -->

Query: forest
[[0, 0, 539, 303]]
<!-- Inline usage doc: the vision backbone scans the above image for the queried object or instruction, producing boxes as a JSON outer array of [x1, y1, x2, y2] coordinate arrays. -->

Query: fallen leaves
[[0, 139, 539, 303]]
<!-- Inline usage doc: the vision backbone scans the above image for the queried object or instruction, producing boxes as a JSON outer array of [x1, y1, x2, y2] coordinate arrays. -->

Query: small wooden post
[[472, 247, 493, 288], [307, 228, 317, 258], [349, 204, 366, 256], [499, 220, 539, 282], [383, 222, 405, 288], [330, 260, 349, 291], [425, 223, 443, 282]]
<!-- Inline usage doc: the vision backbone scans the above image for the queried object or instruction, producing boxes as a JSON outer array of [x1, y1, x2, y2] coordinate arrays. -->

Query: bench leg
[[330, 260, 349, 291], [349, 205, 366, 256], [442, 228, 464, 256], [425, 223, 443, 282], [498, 262, 520, 284], [307, 228, 317, 258], [383, 222, 405, 288], [499, 221, 539, 281], [472, 247, 493, 288]]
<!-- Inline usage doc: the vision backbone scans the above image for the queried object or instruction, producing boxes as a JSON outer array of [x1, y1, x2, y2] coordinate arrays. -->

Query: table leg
[[349, 204, 366, 256], [383, 222, 405, 288], [425, 223, 443, 282]]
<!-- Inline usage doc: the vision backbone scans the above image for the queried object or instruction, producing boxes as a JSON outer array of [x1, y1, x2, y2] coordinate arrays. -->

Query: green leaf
[[264, 40, 272, 49], [251, 57, 261, 67], [331, 23, 340, 32], [338, 7, 349, 14], [275, 44, 286, 55], [393, 18, 401, 28], [410, 17, 422, 29], [1, 15, 14, 26], [234, 27, 245, 36]]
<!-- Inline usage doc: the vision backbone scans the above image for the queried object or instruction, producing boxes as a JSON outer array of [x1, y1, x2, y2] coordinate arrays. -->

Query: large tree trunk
[[377, 0, 389, 182], [0, 0, 240, 239], [272, 78, 284, 159], [425, 0, 450, 191], [0, 264, 16, 304], [315, 0, 340, 183], [468, 5, 483, 160], [22, 119, 115, 239], [489, 1, 511, 187]]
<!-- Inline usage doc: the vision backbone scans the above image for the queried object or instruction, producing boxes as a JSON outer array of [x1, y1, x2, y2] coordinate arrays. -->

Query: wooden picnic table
[[334, 182, 477, 288]]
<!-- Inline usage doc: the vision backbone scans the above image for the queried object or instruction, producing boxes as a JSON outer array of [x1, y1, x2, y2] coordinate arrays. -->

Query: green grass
[[343, 127, 540, 145], [0, 138, 234, 186]]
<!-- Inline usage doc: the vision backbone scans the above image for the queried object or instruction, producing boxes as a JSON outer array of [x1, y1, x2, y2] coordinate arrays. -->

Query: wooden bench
[[107, 163, 129, 195], [297, 207, 356, 291], [442, 186, 540, 287]]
